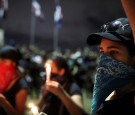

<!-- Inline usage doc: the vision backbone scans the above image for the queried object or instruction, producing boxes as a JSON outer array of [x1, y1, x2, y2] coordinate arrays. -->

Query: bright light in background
[[31, 105, 39, 115], [27, 102, 35, 109], [26, 102, 47, 115], [27, 102, 39, 115]]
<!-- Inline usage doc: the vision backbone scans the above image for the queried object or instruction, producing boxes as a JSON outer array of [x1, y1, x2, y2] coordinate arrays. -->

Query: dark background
[[0, 0, 126, 50]]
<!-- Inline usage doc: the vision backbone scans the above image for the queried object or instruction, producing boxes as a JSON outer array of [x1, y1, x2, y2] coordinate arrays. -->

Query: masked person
[[0, 45, 28, 115], [38, 55, 86, 115], [86, 18, 135, 115]]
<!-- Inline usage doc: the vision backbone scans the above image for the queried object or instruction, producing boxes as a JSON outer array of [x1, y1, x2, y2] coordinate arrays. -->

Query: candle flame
[[31, 106, 39, 115]]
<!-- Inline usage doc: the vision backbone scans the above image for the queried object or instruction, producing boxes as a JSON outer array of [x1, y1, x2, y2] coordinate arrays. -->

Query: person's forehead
[[99, 38, 128, 52], [100, 38, 122, 46], [0, 58, 15, 64]]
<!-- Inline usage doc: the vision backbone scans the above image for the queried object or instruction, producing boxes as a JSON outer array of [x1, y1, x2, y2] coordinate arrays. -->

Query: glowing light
[[27, 102, 35, 109], [31, 105, 39, 115], [45, 63, 51, 82]]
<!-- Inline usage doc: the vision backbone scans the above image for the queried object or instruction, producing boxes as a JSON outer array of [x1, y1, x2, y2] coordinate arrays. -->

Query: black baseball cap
[[87, 18, 133, 45], [0, 45, 22, 64]]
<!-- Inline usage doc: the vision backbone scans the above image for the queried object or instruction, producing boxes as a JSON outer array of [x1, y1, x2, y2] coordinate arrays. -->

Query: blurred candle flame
[[31, 105, 39, 115], [27, 102, 39, 115]]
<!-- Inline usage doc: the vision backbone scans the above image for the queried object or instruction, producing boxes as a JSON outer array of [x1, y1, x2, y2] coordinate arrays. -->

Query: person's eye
[[109, 51, 118, 56]]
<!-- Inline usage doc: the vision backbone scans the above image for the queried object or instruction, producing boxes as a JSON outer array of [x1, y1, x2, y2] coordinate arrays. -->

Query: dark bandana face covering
[[91, 54, 135, 115]]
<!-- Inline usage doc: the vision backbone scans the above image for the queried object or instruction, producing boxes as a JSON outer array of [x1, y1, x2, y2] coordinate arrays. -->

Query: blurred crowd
[[0, 42, 100, 114], [16, 44, 99, 98]]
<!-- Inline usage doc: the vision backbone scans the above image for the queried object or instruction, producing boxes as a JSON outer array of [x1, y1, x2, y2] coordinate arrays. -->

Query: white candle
[[28, 102, 39, 115], [31, 106, 39, 115], [45, 63, 51, 82]]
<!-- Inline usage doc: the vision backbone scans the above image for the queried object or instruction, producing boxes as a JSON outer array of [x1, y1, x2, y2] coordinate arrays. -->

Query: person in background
[[38, 55, 86, 115], [121, 0, 135, 44], [86, 18, 135, 115], [0, 45, 28, 115]]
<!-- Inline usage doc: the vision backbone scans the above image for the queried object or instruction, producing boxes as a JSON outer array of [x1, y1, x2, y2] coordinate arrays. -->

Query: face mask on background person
[[0, 45, 22, 93], [0, 64, 16, 93]]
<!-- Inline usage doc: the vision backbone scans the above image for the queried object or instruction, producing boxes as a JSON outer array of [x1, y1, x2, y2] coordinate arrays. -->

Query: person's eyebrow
[[99, 45, 122, 50]]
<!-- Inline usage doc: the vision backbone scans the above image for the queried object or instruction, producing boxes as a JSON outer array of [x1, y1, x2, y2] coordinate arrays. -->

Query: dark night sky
[[0, 0, 126, 50]]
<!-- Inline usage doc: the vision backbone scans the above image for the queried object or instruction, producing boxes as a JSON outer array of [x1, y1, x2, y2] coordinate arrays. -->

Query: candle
[[31, 106, 39, 115], [27, 102, 39, 115], [45, 63, 51, 82], [27, 102, 47, 115]]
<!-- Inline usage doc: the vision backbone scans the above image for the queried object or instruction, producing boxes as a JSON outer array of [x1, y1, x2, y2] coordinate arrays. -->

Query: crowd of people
[[0, 0, 135, 115], [0, 45, 98, 115]]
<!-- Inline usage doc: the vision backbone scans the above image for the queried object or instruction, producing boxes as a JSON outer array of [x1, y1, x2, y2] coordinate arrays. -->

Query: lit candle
[[45, 63, 51, 82], [31, 106, 39, 115], [27, 102, 39, 115]]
